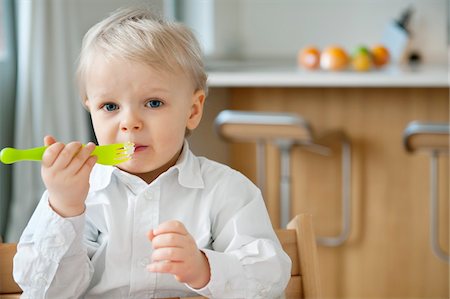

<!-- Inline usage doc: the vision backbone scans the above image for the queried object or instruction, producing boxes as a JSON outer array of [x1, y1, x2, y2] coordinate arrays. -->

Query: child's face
[[84, 55, 205, 182]]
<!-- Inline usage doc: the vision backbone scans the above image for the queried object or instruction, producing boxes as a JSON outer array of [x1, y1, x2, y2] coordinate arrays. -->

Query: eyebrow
[[90, 86, 172, 100], [145, 87, 171, 94]]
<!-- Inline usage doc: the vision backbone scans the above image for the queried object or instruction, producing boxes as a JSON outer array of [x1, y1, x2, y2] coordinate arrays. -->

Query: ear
[[84, 99, 91, 111], [186, 89, 206, 130]]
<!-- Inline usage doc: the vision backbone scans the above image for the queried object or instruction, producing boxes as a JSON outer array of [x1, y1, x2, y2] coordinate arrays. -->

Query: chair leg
[[429, 152, 450, 263], [316, 135, 352, 247], [287, 214, 323, 299]]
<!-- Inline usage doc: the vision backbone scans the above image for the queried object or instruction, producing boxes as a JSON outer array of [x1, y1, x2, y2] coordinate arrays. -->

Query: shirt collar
[[89, 139, 204, 192], [89, 164, 115, 192], [171, 139, 205, 189]]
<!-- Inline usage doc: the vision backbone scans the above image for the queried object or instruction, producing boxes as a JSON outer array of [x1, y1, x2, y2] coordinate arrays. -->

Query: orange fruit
[[371, 45, 390, 68], [298, 46, 321, 70], [320, 46, 348, 71]]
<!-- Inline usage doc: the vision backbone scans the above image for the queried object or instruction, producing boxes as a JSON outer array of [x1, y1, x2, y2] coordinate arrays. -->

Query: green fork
[[0, 142, 135, 166]]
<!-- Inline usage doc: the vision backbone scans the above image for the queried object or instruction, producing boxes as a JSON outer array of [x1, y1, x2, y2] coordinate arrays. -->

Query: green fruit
[[353, 46, 370, 57]]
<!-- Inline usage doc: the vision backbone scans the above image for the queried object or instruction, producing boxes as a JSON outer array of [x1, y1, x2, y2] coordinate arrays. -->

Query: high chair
[[0, 243, 20, 299], [277, 213, 322, 298], [0, 214, 322, 298], [186, 213, 322, 298]]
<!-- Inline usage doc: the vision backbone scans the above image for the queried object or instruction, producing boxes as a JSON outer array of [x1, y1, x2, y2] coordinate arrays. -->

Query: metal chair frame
[[215, 110, 352, 246], [404, 121, 450, 263]]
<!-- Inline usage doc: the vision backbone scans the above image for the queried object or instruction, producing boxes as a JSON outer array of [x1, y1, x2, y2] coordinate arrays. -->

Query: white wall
[[75, 0, 164, 34], [181, 0, 449, 64]]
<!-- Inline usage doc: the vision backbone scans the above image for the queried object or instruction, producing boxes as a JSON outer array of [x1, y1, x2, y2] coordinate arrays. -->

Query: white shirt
[[14, 141, 291, 299]]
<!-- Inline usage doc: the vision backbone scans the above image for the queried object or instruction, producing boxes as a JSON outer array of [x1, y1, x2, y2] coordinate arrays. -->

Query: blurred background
[[0, 0, 448, 298], [174, 0, 448, 63]]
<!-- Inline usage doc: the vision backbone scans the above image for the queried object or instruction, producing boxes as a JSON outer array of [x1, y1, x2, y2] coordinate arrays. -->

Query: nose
[[120, 109, 143, 132]]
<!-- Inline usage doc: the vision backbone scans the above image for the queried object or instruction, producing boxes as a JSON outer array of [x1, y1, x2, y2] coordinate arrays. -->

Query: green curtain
[[0, 0, 16, 240]]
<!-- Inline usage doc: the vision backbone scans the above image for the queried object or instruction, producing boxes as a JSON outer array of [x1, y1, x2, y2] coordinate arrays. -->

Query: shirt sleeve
[[187, 172, 292, 298], [13, 191, 94, 299]]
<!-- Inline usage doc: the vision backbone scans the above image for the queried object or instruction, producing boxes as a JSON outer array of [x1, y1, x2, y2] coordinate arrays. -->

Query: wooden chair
[[277, 213, 322, 299], [0, 213, 321, 299], [0, 243, 20, 299], [186, 214, 323, 298]]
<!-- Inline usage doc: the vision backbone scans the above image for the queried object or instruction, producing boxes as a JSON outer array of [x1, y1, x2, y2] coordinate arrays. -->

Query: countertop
[[206, 61, 449, 88]]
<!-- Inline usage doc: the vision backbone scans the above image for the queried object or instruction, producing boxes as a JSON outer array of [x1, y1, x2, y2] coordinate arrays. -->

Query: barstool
[[403, 121, 450, 263], [215, 110, 352, 246]]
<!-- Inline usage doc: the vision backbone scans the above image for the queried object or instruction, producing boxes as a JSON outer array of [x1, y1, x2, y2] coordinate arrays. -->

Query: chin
[[117, 160, 148, 173]]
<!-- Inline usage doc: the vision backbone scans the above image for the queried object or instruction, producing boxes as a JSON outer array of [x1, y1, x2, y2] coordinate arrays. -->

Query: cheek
[[153, 119, 185, 144], [155, 123, 184, 142], [156, 111, 188, 131]]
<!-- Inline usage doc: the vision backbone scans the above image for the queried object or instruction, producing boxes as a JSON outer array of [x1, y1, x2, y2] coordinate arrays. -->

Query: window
[[0, 3, 5, 60]]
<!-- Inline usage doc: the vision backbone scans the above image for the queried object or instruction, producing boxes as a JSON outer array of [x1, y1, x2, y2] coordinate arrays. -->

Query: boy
[[14, 7, 291, 298]]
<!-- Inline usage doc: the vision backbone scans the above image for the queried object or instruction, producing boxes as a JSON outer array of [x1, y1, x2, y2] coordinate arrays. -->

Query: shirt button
[[145, 190, 154, 200], [139, 257, 150, 267]]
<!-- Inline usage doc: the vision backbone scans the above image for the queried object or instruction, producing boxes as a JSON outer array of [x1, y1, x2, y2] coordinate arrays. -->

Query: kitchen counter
[[206, 62, 449, 88]]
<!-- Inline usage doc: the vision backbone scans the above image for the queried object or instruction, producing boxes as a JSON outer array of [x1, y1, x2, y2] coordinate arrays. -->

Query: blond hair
[[76, 7, 208, 103]]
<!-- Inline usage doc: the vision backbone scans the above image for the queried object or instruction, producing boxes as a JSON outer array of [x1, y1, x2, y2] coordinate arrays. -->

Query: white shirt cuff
[[32, 199, 86, 260], [185, 248, 247, 298]]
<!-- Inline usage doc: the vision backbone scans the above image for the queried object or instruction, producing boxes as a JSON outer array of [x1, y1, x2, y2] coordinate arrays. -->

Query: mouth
[[133, 144, 148, 153]]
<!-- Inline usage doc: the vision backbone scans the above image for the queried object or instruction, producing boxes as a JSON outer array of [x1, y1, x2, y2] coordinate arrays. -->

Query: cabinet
[[192, 84, 449, 298], [224, 87, 449, 298]]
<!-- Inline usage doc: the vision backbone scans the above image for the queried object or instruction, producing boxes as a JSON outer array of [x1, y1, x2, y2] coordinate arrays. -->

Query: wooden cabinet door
[[227, 87, 449, 299]]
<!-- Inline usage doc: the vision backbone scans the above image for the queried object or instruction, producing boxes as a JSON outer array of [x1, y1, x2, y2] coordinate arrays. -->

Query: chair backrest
[[0, 243, 21, 299], [276, 213, 322, 299], [0, 214, 322, 299]]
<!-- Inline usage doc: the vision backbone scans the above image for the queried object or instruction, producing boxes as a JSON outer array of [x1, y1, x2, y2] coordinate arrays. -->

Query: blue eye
[[146, 100, 163, 108], [103, 103, 118, 112]]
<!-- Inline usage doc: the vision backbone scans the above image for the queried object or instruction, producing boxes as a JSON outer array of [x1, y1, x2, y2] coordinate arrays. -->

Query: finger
[[147, 260, 181, 275], [51, 141, 83, 170], [152, 247, 185, 262], [69, 142, 96, 174], [42, 142, 65, 168], [151, 233, 186, 249], [44, 135, 57, 146], [153, 220, 188, 236], [147, 229, 155, 241], [77, 155, 97, 178]]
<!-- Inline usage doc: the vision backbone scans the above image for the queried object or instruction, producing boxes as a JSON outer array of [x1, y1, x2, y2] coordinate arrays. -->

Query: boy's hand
[[41, 135, 97, 218], [147, 220, 211, 289]]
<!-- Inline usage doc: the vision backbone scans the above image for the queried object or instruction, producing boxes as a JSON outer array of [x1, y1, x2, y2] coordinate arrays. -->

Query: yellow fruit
[[371, 45, 390, 68], [320, 46, 348, 71], [298, 46, 321, 70], [352, 53, 372, 72], [352, 46, 372, 72]]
